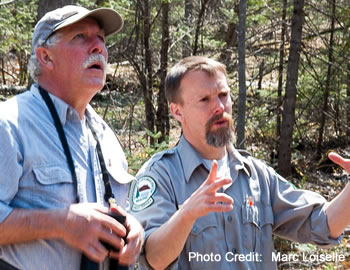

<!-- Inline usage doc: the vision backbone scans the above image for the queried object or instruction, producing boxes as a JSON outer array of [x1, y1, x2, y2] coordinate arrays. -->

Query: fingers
[[201, 191, 233, 214], [83, 247, 104, 263], [328, 152, 350, 173], [208, 201, 234, 213], [210, 177, 232, 192], [98, 227, 125, 253], [62, 203, 129, 262], [212, 193, 234, 205], [79, 215, 127, 262], [77, 234, 109, 263], [111, 233, 142, 265], [110, 204, 127, 217], [328, 152, 345, 164], [101, 213, 127, 238], [89, 203, 110, 214], [116, 239, 142, 265], [206, 160, 218, 184], [204, 161, 232, 192], [85, 241, 109, 262], [109, 214, 144, 265]]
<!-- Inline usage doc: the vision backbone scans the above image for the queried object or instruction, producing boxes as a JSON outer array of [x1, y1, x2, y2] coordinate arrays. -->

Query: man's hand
[[108, 205, 144, 265], [328, 152, 350, 173], [182, 160, 234, 221], [326, 151, 350, 238], [60, 203, 127, 262]]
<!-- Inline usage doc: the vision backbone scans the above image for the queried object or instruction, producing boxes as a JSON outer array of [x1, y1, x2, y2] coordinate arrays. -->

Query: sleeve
[[0, 119, 23, 223], [129, 158, 178, 270], [266, 165, 342, 247]]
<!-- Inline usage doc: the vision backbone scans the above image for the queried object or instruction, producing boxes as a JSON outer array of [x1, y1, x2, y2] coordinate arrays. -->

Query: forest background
[[0, 0, 349, 268]]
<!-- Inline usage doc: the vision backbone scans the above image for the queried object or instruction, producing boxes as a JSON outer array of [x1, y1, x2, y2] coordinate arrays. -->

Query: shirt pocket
[[31, 165, 76, 207], [241, 204, 260, 251], [241, 204, 274, 257], [256, 206, 274, 262], [188, 214, 219, 269]]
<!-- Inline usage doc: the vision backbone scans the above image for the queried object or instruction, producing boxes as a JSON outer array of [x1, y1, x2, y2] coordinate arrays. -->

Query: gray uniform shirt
[[130, 136, 341, 270]]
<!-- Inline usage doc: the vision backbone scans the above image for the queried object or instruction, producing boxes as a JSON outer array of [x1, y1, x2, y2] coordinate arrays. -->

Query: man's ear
[[35, 47, 54, 70], [170, 102, 183, 123]]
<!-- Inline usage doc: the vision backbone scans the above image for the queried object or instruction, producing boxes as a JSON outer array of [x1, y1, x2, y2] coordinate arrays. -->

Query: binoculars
[[80, 213, 128, 270]]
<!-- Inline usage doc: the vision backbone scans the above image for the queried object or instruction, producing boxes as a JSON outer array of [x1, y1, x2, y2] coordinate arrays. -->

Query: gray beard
[[206, 127, 235, 147]]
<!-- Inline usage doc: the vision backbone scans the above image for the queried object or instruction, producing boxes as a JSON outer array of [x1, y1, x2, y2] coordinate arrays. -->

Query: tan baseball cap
[[32, 5, 123, 52]]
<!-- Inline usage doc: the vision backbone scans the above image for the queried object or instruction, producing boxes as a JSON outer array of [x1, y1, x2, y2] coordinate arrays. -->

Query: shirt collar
[[31, 84, 83, 125], [177, 135, 252, 183], [177, 135, 205, 183], [227, 144, 252, 177], [84, 104, 107, 138]]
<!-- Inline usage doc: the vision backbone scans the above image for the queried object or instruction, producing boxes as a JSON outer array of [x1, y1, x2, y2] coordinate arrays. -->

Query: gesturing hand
[[328, 152, 350, 174], [60, 203, 127, 263], [182, 160, 234, 221]]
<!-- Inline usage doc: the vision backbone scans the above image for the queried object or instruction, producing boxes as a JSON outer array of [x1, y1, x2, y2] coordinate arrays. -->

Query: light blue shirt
[[0, 84, 134, 270]]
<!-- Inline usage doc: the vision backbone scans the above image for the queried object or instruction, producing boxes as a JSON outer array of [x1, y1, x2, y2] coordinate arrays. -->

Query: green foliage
[[0, 0, 38, 85], [126, 129, 170, 175], [1, 0, 350, 173], [0, 1, 37, 54]]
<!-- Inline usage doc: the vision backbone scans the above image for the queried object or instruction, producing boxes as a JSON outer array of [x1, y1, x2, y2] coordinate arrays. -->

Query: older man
[[0, 5, 143, 270], [130, 56, 350, 269]]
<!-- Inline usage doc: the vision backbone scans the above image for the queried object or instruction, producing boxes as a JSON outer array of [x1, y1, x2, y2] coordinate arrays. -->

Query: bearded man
[[129, 56, 349, 270]]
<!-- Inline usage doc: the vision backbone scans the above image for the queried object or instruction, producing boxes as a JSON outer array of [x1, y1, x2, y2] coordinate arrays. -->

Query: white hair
[[28, 33, 61, 82]]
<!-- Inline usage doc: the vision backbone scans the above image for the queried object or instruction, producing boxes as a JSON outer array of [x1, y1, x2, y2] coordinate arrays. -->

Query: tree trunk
[[278, 0, 305, 177], [236, 0, 247, 149], [347, 62, 350, 138], [143, 0, 155, 145], [1, 55, 6, 85], [257, 59, 264, 90], [219, 21, 238, 66], [219, 2, 239, 66], [193, 0, 209, 55], [182, 0, 193, 58], [316, 0, 336, 159], [156, 0, 170, 143], [37, 0, 77, 20], [276, 0, 287, 151]]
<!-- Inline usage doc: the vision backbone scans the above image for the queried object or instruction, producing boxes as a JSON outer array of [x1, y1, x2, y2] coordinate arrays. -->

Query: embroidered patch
[[131, 176, 157, 212]]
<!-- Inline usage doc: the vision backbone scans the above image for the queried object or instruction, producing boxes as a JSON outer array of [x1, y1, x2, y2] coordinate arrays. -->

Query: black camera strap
[[0, 259, 20, 270], [39, 86, 79, 202], [86, 118, 115, 205], [38, 86, 115, 204]]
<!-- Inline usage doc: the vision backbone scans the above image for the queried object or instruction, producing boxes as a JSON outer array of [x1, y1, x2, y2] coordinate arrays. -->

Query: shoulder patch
[[131, 176, 157, 212]]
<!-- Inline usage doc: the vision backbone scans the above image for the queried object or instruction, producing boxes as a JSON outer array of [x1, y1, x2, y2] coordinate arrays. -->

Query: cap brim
[[55, 8, 123, 37]]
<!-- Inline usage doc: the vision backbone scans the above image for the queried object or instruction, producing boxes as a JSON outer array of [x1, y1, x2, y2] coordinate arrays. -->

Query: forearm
[[0, 208, 65, 245], [146, 206, 196, 270], [326, 182, 350, 238]]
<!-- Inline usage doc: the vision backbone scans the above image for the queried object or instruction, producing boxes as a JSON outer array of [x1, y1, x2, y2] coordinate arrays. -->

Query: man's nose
[[213, 96, 225, 115], [89, 37, 106, 56]]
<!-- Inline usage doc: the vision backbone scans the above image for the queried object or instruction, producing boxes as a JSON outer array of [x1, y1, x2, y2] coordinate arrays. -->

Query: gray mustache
[[83, 54, 107, 70]]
